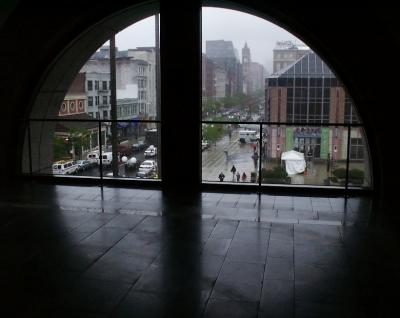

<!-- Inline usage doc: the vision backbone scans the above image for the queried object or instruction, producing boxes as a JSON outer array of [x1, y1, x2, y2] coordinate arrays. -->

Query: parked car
[[87, 152, 100, 164], [76, 159, 92, 171], [137, 160, 157, 178], [52, 160, 79, 175], [132, 142, 148, 153], [202, 140, 210, 150], [101, 152, 113, 166], [144, 145, 157, 157]]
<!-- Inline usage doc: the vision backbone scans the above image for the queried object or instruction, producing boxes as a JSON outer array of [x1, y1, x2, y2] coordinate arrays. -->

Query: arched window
[[23, 3, 372, 190]]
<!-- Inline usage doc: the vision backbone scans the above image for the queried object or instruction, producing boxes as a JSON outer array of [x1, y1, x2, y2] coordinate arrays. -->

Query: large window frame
[[26, 14, 161, 183], [23, 1, 372, 193]]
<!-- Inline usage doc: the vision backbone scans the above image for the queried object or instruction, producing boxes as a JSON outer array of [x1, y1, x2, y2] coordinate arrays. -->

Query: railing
[[25, 117, 371, 190], [201, 119, 371, 190], [26, 118, 161, 182]]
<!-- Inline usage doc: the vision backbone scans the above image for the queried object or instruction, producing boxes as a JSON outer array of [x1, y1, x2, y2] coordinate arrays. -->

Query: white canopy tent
[[281, 150, 306, 175]]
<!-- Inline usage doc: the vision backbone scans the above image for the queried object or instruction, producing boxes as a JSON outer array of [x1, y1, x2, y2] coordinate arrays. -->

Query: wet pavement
[[202, 130, 370, 187]]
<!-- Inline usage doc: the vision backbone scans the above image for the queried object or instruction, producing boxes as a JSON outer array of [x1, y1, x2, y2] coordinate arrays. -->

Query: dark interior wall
[[0, 0, 153, 183], [0, 0, 398, 216]]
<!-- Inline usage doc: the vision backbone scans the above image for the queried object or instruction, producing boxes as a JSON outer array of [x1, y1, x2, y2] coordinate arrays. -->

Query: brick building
[[265, 51, 364, 162]]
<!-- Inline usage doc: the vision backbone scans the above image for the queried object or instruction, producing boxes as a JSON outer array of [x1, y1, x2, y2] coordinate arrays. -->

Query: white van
[[238, 130, 258, 143], [52, 160, 79, 175], [87, 152, 100, 164], [101, 152, 113, 166]]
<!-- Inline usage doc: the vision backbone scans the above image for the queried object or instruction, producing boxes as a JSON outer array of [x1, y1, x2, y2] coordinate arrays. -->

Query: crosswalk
[[202, 132, 259, 182]]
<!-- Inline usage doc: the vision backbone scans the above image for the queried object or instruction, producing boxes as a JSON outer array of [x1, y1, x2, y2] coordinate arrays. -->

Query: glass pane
[[102, 121, 160, 180], [116, 15, 158, 121], [347, 127, 372, 189], [261, 124, 347, 187], [30, 120, 101, 178], [202, 7, 276, 123], [202, 123, 260, 183]]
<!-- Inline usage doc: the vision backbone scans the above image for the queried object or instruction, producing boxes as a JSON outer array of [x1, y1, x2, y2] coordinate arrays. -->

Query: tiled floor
[[0, 182, 398, 317]]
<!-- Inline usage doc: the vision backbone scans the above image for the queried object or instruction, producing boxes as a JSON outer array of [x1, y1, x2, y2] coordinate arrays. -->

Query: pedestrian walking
[[224, 150, 229, 162], [230, 165, 236, 181], [236, 171, 240, 182], [218, 172, 225, 182], [241, 172, 247, 182]]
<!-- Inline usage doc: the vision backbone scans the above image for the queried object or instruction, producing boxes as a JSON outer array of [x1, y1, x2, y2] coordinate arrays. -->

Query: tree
[[202, 124, 225, 145], [68, 128, 91, 159], [202, 98, 222, 118], [53, 136, 70, 161]]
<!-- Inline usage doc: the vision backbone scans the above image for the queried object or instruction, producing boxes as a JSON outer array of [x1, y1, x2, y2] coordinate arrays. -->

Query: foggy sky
[[113, 7, 304, 73]]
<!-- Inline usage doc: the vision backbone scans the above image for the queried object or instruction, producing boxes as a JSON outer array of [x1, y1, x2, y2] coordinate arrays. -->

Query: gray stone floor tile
[[204, 299, 258, 318], [226, 241, 268, 264], [259, 279, 294, 318], [211, 261, 264, 301]]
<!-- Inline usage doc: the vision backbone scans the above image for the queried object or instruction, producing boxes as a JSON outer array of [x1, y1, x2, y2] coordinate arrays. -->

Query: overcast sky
[[113, 7, 305, 73]]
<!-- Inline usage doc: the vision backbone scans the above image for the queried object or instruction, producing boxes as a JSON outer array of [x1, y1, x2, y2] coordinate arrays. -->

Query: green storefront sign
[[320, 127, 329, 159], [285, 127, 293, 151]]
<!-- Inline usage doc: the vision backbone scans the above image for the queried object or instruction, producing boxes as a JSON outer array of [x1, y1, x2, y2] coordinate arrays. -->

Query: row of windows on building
[[86, 102, 147, 118], [284, 95, 357, 124], [87, 80, 110, 91], [269, 77, 341, 87], [88, 110, 109, 119], [87, 93, 149, 107], [138, 78, 147, 89], [88, 95, 110, 106]]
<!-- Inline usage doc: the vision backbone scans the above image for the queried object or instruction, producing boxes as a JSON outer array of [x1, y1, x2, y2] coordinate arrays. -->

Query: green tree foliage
[[333, 168, 364, 180], [202, 124, 225, 144], [53, 136, 70, 161], [332, 168, 347, 179], [69, 128, 91, 159], [261, 166, 288, 180], [202, 98, 222, 118]]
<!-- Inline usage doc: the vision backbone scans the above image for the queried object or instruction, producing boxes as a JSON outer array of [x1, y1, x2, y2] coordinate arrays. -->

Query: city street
[[202, 129, 368, 186], [202, 129, 259, 182], [75, 150, 158, 179]]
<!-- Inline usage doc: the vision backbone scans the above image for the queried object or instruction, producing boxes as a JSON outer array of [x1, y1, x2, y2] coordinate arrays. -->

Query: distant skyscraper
[[242, 42, 252, 94], [206, 40, 242, 97], [242, 43, 265, 94]]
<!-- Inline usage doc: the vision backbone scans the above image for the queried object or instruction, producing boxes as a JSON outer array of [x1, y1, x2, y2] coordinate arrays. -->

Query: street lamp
[[121, 156, 128, 177], [65, 137, 75, 160], [276, 144, 281, 166]]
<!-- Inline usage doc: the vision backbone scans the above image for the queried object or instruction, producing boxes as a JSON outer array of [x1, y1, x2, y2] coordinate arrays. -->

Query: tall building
[[250, 62, 265, 92], [242, 42, 252, 94], [242, 43, 265, 94], [202, 53, 216, 98], [79, 48, 111, 120], [117, 47, 157, 119], [82, 46, 157, 120], [205, 40, 242, 97], [273, 40, 310, 73]]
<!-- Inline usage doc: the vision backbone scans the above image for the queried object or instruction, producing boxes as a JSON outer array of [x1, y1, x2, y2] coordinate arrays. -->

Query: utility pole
[[110, 36, 119, 177]]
